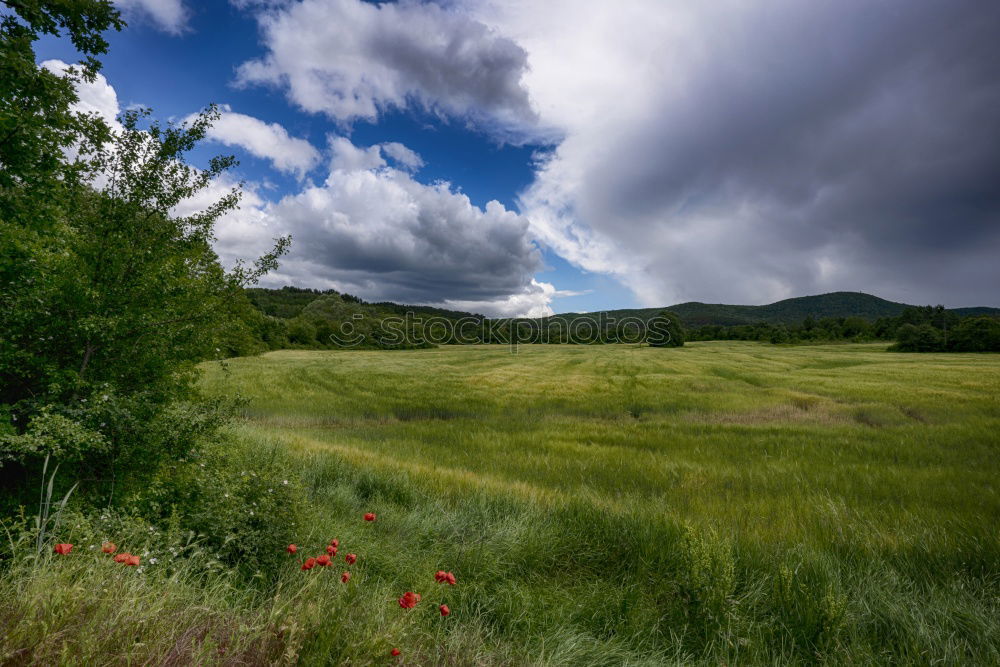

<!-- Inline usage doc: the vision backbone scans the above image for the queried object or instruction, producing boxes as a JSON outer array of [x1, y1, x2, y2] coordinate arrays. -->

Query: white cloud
[[327, 136, 386, 172], [441, 279, 582, 318], [235, 0, 538, 137], [380, 142, 424, 171], [195, 135, 549, 316], [191, 107, 321, 177], [41, 60, 120, 128], [115, 0, 189, 35]]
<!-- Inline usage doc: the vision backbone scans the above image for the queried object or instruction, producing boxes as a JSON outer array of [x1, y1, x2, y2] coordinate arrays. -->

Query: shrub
[[134, 428, 308, 580]]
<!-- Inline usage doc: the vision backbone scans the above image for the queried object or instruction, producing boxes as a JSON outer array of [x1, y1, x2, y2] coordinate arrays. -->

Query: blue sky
[[34, 0, 1000, 314]]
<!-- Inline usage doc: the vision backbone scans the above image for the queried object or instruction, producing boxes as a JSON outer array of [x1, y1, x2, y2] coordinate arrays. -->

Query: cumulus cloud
[[115, 0, 189, 35], [42, 60, 120, 128], [190, 106, 321, 177], [380, 142, 425, 172], [476, 0, 1000, 306], [235, 0, 538, 135], [441, 279, 582, 318], [258, 145, 543, 307], [187, 135, 544, 315]]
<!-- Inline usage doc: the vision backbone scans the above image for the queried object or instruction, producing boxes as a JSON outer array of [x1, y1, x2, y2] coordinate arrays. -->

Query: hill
[[554, 292, 999, 327], [247, 287, 999, 329]]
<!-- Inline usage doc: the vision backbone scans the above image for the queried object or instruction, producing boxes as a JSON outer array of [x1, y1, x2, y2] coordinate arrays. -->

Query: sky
[[34, 0, 1000, 316]]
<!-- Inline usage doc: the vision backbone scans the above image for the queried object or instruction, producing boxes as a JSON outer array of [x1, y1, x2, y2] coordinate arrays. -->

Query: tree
[[647, 310, 686, 347], [949, 317, 1000, 352], [893, 323, 943, 352], [1, 104, 289, 481]]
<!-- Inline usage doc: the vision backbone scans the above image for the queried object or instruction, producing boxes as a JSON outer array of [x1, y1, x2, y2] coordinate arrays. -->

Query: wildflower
[[391, 648, 401, 657], [364, 513, 376, 522], [287, 544, 298, 554], [125, 555, 140, 566], [439, 604, 450, 617], [326, 544, 337, 555], [345, 553, 357, 565], [101, 542, 117, 554], [341, 572, 351, 583], [302, 557, 317, 571], [398, 592, 421, 609], [317, 554, 332, 567], [434, 570, 456, 585], [329, 538, 339, 548], [149, 557, 158, 565], [114, 553, 129, 563], [54, 543, 73, 555]]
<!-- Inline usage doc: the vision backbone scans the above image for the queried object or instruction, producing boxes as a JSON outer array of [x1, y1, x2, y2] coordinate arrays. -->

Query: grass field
[[193, 342, 1000, 663]]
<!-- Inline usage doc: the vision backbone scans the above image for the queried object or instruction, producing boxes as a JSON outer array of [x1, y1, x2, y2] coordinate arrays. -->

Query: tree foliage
[[0, 2, 289, 490]]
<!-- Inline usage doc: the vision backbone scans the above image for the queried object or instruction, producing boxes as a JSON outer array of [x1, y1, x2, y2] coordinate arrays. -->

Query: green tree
[[648, 310, 686, 347], [1, 104, 289, 481], [949, 317, 1000, 352], [893, 323, 944, 352]]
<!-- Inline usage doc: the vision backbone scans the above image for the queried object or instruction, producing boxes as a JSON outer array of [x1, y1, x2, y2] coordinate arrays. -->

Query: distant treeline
[[689, 306, 1000, 351], [227, 289, 1000, 354]]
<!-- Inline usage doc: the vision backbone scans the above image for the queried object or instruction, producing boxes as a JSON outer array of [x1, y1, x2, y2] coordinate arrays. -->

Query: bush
[[134, 427, 308, 579]]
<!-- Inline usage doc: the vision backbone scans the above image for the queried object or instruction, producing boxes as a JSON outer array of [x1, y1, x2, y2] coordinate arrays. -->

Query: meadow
[[4, 342, 999, 664]]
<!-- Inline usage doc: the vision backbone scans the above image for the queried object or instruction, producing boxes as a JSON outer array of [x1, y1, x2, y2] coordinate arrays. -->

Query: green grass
[[5, 342, 1000, 664]]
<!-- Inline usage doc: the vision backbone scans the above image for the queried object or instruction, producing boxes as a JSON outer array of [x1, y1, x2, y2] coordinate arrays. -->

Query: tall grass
[[2, 342, 998, 663]]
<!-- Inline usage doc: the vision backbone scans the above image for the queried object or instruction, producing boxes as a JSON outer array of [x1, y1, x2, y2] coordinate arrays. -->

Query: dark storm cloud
[[519, 0, 1000, 306]]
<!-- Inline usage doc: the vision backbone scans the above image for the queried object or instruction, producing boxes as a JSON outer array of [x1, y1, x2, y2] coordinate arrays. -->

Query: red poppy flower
[[114, 553, 129, 563], [301, 557, 317, 571], [317, 554, 332, 567], [345, 553, 357, 565], [341, 571, 351, 583], [53, 543, 73, 555], [286, 544, 297, 554], [434, 570, 457, 585], [364, 513, 376, 522], [329, 538, 339, 548], [101, 542, 117, 554], [125, 555, 140, 566], [439, 604, 450, 617], [398, 592, 421, 609], [391, 648, 401, 657], [326, 544, 336, 555]]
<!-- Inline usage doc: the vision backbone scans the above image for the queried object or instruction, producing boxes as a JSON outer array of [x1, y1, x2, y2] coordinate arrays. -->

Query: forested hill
[[562, 292, 917, 326], [248, 287, 999, 326]]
